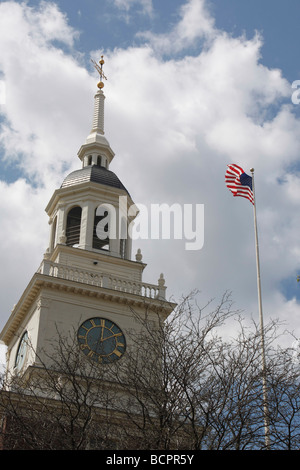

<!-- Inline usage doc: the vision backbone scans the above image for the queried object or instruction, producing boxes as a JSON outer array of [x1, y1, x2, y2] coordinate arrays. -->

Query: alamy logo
[[291, 80, 300, 104], [95, 196, 204, 251]]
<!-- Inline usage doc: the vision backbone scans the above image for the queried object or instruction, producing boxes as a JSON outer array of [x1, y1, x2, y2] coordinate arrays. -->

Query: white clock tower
[[0, 58, 174, 379]]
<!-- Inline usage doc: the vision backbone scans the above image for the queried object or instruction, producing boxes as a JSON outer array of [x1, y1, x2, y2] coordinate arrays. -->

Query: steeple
[[44, 57, 136, 260], [78, 56, 115, 169], [90, 57, 107, 136], [0, 53, 175, 402]]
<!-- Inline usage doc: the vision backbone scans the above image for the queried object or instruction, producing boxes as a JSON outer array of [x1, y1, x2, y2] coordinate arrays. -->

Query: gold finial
[[91, 55, 107, 89]]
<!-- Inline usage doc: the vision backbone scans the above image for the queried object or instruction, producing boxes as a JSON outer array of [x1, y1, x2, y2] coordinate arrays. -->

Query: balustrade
[[38, 260, 165, 299]]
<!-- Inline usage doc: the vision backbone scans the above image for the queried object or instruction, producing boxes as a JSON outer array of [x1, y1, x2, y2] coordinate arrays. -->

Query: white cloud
[[0, 1, 77, 48], [26, 0, 79, 45], [137, 0, 216, 54], [176, 0, 215, 40], [1, 0, 300, 365], [0, 2, 94, 187]]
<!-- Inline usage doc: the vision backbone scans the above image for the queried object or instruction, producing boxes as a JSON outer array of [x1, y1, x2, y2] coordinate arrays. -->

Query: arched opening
[[14, 331, 29, 370], [93, 208, 109, 251], [97, 155, 102, 166], [88, 155, 92, 166], [66, 206, 82, 247]]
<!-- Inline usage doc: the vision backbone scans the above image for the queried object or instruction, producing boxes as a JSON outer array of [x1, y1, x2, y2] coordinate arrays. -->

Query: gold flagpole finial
[[91, 55, 107, 89]]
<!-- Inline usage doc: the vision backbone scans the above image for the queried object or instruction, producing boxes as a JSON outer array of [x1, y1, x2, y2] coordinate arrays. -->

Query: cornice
[[45, 181, 135, 216], [49, 244, 147, 271], [0, 272, 175, 346]]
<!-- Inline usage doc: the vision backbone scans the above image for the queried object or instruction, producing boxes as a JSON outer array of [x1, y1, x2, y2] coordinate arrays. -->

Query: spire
[[91, 89, 105, 135], [77, 56, 115, 168], [89, 56, 107, 136]]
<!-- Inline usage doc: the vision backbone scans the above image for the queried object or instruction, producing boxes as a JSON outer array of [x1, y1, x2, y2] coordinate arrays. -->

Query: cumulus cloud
[[0, 0, 300, 370], [100, 5, 300, 335], [137, 0, 216, 54], [0, 1, 91, 185]]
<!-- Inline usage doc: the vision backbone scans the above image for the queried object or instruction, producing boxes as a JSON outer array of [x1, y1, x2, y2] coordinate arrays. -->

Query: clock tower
[[0, 58, 175, 382]]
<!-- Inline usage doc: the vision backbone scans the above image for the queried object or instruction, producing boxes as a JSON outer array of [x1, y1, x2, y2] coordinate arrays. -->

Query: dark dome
[[61, 165, 130, 195]]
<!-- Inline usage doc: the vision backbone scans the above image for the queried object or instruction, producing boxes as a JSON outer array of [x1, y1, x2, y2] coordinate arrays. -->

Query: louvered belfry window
[[66, 206, 82, 247]]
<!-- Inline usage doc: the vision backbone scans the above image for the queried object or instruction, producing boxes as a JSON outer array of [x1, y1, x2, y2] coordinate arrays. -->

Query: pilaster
[[79, 200, 95, 250]]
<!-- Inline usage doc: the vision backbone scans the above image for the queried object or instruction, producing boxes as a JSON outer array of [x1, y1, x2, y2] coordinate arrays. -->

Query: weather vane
[[91, 55, 107, 89]]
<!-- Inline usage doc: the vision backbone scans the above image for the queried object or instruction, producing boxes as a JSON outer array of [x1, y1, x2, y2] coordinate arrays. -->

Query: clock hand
[[101, 332, 122, 342], [93, 326, 104, 353]]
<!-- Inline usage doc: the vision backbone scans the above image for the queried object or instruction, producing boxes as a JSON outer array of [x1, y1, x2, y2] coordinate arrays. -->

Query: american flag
[[225, 164, 254, 205]]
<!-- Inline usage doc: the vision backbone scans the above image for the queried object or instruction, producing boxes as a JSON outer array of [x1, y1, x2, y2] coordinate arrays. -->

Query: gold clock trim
[[77, 317, 126, 364]]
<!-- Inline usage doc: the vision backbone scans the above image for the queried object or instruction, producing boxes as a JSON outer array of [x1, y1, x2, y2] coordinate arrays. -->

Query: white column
[[56, 205, 67, 245], [79, 201, 95, 250]]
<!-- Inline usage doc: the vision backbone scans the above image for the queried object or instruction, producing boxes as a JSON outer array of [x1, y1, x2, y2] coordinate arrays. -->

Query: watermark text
[[95, 197, 204, 251]]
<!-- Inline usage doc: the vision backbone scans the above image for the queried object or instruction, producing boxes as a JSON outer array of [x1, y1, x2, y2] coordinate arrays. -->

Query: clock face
[[77, 317, 126, 364], [15, 331, 29, 371]]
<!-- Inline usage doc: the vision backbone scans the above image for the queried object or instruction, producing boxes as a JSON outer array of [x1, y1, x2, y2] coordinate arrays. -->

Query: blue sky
[[13, 0, 300, 80], [24, 0, 300, 79], [1, 0, 300, 363]]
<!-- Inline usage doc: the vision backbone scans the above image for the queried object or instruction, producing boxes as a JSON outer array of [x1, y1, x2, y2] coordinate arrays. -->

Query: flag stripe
[[225, 164, 254, 205]]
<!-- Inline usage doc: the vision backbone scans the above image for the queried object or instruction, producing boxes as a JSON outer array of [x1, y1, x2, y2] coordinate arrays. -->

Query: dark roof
[[61, 165, 130, 195]]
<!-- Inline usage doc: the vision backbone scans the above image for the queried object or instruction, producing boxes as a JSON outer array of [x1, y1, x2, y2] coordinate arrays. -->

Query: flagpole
[[250, 168, 270, 449]]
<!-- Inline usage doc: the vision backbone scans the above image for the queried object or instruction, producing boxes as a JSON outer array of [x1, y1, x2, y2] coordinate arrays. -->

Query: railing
[[38, 260, 166, 300]]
